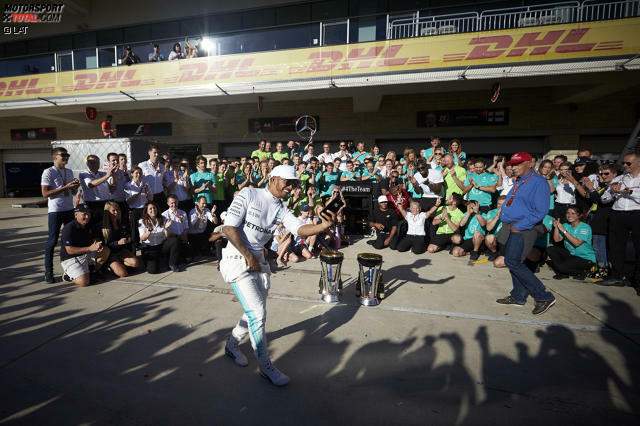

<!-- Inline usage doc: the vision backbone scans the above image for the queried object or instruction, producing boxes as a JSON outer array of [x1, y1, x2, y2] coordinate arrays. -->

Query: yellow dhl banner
[[1, 17, 639, 101]]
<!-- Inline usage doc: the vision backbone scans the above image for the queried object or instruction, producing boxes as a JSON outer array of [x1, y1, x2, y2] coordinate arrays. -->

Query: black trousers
[[141, 239, 179, 274], [547, 246, 593, 276], [608, 210, 640, 282], [188, 232, 211, 256], [396, 234, 427, 254], [214, 239, 227, 260], [86, 200, 106, 234], [128, 207, 144, 253], [373, 232, 391, 249]]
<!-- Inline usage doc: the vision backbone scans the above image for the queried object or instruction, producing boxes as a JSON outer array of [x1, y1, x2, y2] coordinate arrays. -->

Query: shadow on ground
[[0, 285, 639, 425]]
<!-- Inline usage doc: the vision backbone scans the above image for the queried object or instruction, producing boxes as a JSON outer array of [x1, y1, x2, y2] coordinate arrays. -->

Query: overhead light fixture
[[200, 37, 215, 54]]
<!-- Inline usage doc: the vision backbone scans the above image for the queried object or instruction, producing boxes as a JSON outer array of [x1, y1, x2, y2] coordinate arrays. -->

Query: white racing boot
[[225, 336, 249, 367], [259, 359, 290, 386]]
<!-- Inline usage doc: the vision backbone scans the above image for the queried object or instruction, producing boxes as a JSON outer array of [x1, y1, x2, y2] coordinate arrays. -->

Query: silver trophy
[[318, 249, 344, 303], [295, 115, 317, 144], [356, 253, 384, 306]]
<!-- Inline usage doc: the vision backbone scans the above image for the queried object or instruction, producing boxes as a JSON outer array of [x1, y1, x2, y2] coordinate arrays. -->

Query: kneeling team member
[[220, 165, 335, 386]]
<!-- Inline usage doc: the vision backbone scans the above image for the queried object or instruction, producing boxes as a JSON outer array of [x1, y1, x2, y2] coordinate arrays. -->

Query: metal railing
[[387, 0, 640, 39], [387, 11, 478, 39], [581, 0, 640, 21], [478, 2, 580, 31]]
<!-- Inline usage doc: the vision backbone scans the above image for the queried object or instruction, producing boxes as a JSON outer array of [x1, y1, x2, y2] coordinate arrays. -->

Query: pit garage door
[[2, 149, 51, 197]]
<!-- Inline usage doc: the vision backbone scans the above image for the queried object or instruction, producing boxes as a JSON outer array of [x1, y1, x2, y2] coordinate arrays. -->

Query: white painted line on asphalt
[[114, 281, 640, 335], [116, 280, 213, 293], [268, 294, 640, 334]]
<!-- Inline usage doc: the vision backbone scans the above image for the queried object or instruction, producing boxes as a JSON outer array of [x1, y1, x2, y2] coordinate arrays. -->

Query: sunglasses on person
[[623, 161, 633, 166], [284, 178, 300, 188], [58, 154, 70, 158], [434, 153, 443, 156], [180, 163, 189, 167], [599, 171, 610, 176], [339, 145, 346, 148]]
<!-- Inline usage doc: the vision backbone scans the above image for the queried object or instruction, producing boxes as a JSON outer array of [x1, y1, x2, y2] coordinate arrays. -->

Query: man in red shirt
[[102, 115, 115, 138]]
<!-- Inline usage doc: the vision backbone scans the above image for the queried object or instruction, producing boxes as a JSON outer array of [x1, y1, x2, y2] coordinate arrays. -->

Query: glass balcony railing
[[0, 0, 638, 79]]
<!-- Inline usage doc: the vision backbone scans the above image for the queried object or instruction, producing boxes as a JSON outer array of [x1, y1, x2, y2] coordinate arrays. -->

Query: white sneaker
[[225, 337, 249, 367], [259, 360, 290, 386]]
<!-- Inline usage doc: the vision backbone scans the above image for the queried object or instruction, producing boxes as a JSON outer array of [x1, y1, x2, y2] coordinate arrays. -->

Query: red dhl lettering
[[0, 78, 44, 97], [73, 70, 140, 91], [464, 28, 602, 60]]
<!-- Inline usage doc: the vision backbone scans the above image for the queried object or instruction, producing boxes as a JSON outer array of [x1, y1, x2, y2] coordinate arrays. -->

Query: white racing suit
[[220, 187, 303, 364]]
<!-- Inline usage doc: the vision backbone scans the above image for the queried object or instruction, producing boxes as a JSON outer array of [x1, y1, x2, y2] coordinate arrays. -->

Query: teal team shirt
[[452, 152, 466, 165], [563, 221, 596, 263], [352, 151, 371, 163], [407, 181, 421, 199], [360, 169, 380, 182], [320, 171, 340, 196], [190, 171, 217, 204], [464, 172, 498, 206], [341, 170, 359, 181], [424, 147, 448, 159], [549, 176, 559, 210], [534, 215, 554, 248], [463, 214, 486, 240], [483, 208, 503, 235]]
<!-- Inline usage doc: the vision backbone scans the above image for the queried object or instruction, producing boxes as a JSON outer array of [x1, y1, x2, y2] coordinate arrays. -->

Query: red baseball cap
[[506, 152, 533, 164]]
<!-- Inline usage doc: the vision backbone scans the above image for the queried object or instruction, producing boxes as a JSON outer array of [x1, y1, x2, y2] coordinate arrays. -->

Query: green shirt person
[[250, 140, 272, 162], [272, 142, 289, 163], [441, 154, 467, 198]]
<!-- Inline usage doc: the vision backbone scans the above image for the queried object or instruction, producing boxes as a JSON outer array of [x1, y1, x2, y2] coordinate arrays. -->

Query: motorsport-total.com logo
[[2, 3, 64, 24]]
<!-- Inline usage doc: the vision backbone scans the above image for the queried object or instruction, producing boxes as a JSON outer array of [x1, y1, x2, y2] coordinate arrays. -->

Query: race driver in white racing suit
[[220, 165, 335, 386]]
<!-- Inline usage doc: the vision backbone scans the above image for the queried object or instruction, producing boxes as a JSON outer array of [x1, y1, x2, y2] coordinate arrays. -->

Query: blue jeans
[[592, 234, 607, 268], [45, 210, 74, 275], [505, 231, 554, 303]]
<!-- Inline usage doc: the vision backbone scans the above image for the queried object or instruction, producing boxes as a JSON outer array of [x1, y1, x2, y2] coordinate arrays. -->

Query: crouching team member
[[220, 165, 335, 386], [60, 204, 110, 287]]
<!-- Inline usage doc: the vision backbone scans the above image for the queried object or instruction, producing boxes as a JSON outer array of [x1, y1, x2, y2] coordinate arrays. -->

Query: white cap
[[220, 211, 227, 221], [270, 165, 299, 180], [378, 195, 389, 203]]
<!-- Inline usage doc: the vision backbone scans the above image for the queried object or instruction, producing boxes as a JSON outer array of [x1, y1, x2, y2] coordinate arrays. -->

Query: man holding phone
[[220, 165, 335, 386]]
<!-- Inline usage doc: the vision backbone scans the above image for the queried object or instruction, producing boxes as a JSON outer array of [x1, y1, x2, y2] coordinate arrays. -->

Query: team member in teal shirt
[[351, 141, 370, 164], [340, 161, 360, 182], [190, 155, 217, 207], [318, 162, 341, 196], [462, 159, 498, 212], [547, 205, 596, 280], [452, 200, 486, 260], [360, 159, 381, 182]]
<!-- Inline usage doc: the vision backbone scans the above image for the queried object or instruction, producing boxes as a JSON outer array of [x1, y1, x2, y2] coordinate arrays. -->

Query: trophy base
[[321, 292, 339, 303], [360, 296, 378, 306]]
